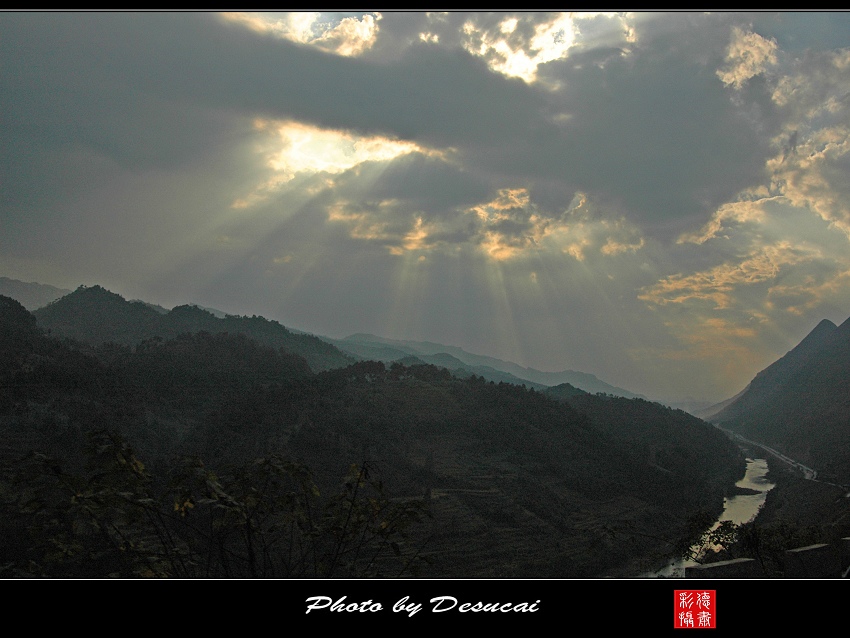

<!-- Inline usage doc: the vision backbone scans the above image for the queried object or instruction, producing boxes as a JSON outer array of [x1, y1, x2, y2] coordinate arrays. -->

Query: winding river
[[638, 457, 775, 578]]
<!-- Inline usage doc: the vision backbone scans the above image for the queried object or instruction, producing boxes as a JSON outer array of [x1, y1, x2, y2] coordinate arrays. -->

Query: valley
[[2, 278, 849, 578]]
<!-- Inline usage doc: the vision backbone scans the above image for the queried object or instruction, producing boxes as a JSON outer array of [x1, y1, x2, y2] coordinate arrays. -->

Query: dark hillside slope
[[237, 364, 743, 577], [713, 316, 850, 483], [0, 304, 745, 578], [555, 394, 743, 508]]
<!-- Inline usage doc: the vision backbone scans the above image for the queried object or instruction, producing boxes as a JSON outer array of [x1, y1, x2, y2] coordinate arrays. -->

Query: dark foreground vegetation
[[1, 290, 747, 578]]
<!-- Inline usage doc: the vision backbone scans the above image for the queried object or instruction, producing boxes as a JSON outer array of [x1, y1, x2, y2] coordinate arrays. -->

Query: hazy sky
[[3, 11, 850, 403]]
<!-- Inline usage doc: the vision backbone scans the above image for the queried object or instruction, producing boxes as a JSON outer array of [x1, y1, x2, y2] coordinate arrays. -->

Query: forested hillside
[[33, 285, 353, 372], [1, 294, 745, 578]]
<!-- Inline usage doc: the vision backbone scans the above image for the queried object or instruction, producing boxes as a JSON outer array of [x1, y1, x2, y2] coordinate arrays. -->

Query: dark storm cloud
[[1, 11, 777, 242], [0, 13, 538, 215], [1, 14, 244, 165], [373, 12, 781, 240], [3, 12, 850, 403], [527, 17, 777, 235], [551, 55, 770, 231]]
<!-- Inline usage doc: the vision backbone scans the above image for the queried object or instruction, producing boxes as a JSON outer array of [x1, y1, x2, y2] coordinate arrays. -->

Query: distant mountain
[[0, 276, 71, 311], [330, 335, 550, 388], [711, 316, 850, 484], [33, 285, 354, 372], [691, 386, 749, 421], [328, 333, 642, 397], [5, 277, 641, 398]]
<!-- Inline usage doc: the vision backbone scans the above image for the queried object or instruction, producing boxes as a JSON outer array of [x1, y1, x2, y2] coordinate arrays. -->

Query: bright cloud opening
[[220, 12, 381, 57], [717, 26, 778, 89], [459, 13, 578, 83], [232, 119, 434, 210], [262, 120, 423, 178]]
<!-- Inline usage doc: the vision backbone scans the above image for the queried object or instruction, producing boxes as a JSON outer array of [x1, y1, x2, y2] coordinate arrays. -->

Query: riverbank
[[605, 456, 774, 578], [756, 457, 850, 534], [602, 441, 850, 579]]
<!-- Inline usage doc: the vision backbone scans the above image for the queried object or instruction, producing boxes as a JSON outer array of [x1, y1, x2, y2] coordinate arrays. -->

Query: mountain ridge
[[332, 332, 643, 398], [2, 276, 641, 398], [32, 284, 354, 373], [0, 277, 72, 311], [711, 314, 850, 484]]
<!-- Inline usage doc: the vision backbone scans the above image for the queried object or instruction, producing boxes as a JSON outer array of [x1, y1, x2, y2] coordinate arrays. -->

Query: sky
[[3, 11, 850, 404]]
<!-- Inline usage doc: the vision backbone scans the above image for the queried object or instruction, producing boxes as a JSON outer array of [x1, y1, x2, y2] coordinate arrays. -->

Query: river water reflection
[[639, 457, 775, 578]]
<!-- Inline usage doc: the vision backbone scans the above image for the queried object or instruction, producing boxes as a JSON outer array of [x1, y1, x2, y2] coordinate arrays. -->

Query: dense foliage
[[1, 431, 426, 578]]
